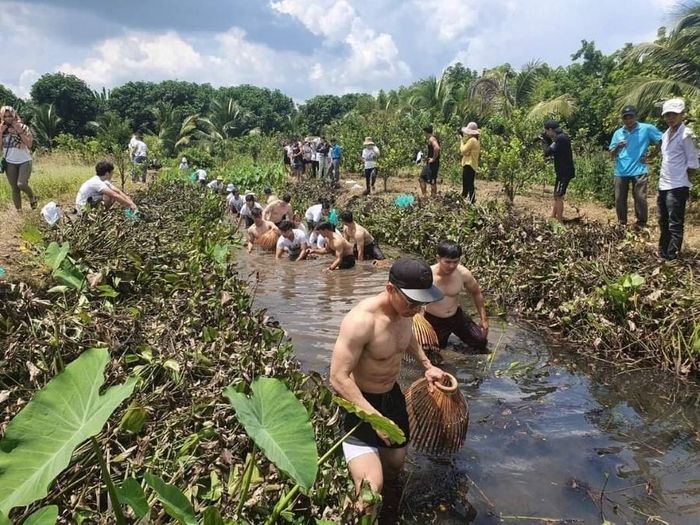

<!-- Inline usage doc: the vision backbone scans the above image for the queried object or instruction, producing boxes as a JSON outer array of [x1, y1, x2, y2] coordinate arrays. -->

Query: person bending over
[[263, 193, 293, 227], [75, 160, 137, 213], [317, 221, 355, 270], [340, 211, 385, 261], [246, 207, 280, 253], [275, 219, 310, 261], [423, 240, 488, 352]]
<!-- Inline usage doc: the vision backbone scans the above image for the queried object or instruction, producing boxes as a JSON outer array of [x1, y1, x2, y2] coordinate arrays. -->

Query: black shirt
[[543, 130, 575, 179]]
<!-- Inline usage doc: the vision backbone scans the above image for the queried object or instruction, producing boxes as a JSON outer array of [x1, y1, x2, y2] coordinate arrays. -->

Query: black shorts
[[243, 216, 254, 228], [353, 242, 385, 260], [283, 155, 291, 165], [341, 383, 410, 448], [424, 307, 487, 350], [420, 162, 440, 184], [339, 254, 356, 269], [554, 176, 572, 197]]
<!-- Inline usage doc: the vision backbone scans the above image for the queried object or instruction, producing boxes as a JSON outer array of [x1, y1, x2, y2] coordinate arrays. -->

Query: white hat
[[461, 122, 480, 136], [662, 98, 685, 115], [226, 184, 235, 193], [181, 157, 187, 162]]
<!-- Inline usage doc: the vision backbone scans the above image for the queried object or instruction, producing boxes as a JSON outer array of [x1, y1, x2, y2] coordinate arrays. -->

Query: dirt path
[[341, 173, 700, 250]]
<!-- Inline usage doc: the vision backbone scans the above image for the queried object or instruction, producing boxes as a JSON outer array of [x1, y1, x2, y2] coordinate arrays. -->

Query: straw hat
[[363, 137, 375, 146], [461, 122, 480, 136], [216, 176, 224, 181]]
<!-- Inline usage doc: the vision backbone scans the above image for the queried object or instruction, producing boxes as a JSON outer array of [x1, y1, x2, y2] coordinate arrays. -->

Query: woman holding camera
[[1, 106, 36, 210], [459, 122, 481, 203]]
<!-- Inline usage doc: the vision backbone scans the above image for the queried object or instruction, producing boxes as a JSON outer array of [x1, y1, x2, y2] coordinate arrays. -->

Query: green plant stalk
[[90, 437, 127, 525], [235, 443, 257, 518], [266, 422, 361, 525]]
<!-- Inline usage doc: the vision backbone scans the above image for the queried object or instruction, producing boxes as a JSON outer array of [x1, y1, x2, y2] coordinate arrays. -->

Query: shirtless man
[[330, 257, 447, 514], [246, 208, 279, 253], [263, 193, 293, 227], [340, 211, 385, 261], [275, 220, 309, 261], [263, 187, 278, 204], [424, 240, 488, 352], [317, 222, 356, 270]]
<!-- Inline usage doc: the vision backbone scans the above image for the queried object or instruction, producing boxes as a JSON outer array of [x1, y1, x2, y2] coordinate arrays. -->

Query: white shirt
[[76, 176, 114, 208], [128, 136, 138, 154], [362, 146, 380, 169], [196, 169, 208, 181], [305, 204, 323, 223], [133, 139, 148, 158], [207, 180, 223, 191], [239, 202, 263, 219], [227, 193, 245, 212], [660, 123, 698, 190], [2, 132, 32, 164], [276, 229, 307, 252], [308, 231, 327, 249], [179, 161, 189, 170], [295, 222, 308, 235]]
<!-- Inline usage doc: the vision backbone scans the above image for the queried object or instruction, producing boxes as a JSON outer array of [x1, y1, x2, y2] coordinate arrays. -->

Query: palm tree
[[622, 3, 700, 113], [208, 97, 251, 138], [406, 76, 456, 121], [30, 104, 62, 150], [151, 101, 181, 155]]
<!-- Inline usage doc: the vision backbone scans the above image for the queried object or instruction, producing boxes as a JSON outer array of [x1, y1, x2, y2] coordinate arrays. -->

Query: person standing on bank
[[330, 138, 343, 187], [609, 105, 663, 228], [658, 98, 698, 261], [1, 106, 37, 210], [131, 131, 148, 183], [419, 125, 440, 197], [360, 137, 380, 195], [541, 120, 575, 222], [459, 122, 481, 203]]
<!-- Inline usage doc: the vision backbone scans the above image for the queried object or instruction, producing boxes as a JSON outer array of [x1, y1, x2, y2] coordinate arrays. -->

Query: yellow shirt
[[460, 136, 480, 168]]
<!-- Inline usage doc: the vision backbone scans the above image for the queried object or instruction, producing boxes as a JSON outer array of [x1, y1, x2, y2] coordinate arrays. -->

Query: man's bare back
[[343, 223, 374, 247], [248, 220, 277, 243], [264, 200, 291, 224], [330, 231, 354, 257]]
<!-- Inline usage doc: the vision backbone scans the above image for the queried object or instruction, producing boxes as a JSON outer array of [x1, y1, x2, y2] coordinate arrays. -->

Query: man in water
[[246, 208, 279, 253], [340, 211, 385, 261], [237, 194, 264, 228], [263, 186, 278, 204], [263, 193, 293, 227], [330, 257, 448, 515], [316, 221, 356, 270], [419, 124, 440, 197], [275, 219, 310, 261], [226, 185, 245, 215], [424, 240, 488, 352], [305, 199, 331, 230]]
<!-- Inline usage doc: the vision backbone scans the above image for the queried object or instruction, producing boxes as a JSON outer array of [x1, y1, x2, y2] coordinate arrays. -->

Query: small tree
[[88, 111, 132, 188], [28, 103, 62, 150]]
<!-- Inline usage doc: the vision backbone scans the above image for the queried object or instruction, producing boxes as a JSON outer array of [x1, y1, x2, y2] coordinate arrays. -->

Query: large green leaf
[[144, 473, 197, 525], [333, 397, 406, 445], [117, 478, 149, 519], [24, 505, 59, 525], [224, 377, 318, 490], [43, 242, 69, 271], [0, 512, 9, 525], [0, 348, 137, 514], [53, 263, 85, 291]]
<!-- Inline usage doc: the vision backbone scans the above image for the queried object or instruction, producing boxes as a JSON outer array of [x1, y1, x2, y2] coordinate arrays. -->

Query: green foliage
[[30, 73, 99, 136], [0, 348, 136, 514], [210, 160, 284, 193], [0, 84, 24, 112], [333, 397, 406, 445], [179, 146, 215, 170], [224, 377, 319, 490], [216, 84, 295, 133], [144, 473, 197, 525], [117, 478, 149, 519], [23, 506, 59, 525], [29, 104, 62, 150], [600, 273, 645, 312]]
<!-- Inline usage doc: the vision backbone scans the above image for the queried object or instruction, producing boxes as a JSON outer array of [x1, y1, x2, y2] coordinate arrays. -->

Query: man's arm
[[328, 244, 343, 270], [462, 267, 489, 336], [297, 241, 309, 262], [404, 330, 448, 393], [683, 131, 699, 177], [262, 204, 271, 221], [356, 230, 365, 261], [429, 138, 440, 162], [329, 311, 378, 414], [103, 187, 137, 210], [246, 229, 255, 253]]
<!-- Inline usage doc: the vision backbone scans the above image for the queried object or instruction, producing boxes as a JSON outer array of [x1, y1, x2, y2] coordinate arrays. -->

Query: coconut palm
[[622, 3, 700, 113], [208, 97, 251, 138], [29, 104, 62, 150], [151, 101, 182, 155], [406, 76, 456, 121]]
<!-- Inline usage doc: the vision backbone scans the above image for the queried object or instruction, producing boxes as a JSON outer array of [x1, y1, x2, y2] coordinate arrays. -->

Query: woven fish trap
[[257, 229, 279, 251], [412, 313, 439, 350], [404, 373, 469, 456]]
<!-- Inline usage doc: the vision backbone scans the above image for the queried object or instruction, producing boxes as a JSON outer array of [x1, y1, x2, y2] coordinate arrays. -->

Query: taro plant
[[43, 241, 85, 292], [224, 377, 405, 524], [0, 348, 136, 521]]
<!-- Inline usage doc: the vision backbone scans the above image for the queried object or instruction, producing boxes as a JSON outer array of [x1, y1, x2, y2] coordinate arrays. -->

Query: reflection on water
[[237, 249, 700, 524]]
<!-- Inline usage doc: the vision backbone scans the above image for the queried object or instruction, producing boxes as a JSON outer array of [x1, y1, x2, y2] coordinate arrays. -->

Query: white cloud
[[411, 0, 487, 43]]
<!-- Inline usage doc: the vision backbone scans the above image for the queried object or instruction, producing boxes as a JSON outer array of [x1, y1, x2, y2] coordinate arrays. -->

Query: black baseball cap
[[389, 257, 444, 304], [621, 105, 637, 117]]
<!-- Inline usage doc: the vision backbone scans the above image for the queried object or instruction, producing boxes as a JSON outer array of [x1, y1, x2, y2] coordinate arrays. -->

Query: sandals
[[30, 197, 39, 210]]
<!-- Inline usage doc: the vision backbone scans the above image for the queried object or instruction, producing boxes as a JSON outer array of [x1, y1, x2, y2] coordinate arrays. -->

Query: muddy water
[[237, 250, 700, 524]]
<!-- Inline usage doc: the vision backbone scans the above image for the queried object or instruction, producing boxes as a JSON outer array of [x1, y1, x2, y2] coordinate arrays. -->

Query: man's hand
[[480, 319, 489, 338], [617, 139, 627, 149], [640, 155, 648, 164], [424, 366, 448, 394]]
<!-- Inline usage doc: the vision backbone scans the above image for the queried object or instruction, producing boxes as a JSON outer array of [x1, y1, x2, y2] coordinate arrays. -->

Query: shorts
[[293, 161, 303, 171], [341, 382, 410, 462], [420, 162, 440, 184], [424, 307, 487, 350], [283, 155, 291, 165], [339, 254, 356, 269], [86, 194, 104, 206], [554, 176, 572, 197], [288, 245, 301, 260], [243, 216, 254, 228], [354, 242, 385, 260]]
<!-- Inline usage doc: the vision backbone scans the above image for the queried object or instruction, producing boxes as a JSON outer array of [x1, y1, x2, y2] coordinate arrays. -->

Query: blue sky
[[1, 0, 678, 101]]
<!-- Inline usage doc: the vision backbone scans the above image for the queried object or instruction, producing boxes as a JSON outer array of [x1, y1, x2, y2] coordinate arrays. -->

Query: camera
[[457, 127, 464, 137]]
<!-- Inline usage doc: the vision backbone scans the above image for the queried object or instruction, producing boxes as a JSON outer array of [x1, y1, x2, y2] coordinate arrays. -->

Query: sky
[[0, 0, 680, 102]]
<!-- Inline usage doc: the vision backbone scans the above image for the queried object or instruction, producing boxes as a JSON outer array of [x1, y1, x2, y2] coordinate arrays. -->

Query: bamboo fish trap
[[257, 229, 280, 251], [404, 373, 469, 455], [412, 313, 439, 351]]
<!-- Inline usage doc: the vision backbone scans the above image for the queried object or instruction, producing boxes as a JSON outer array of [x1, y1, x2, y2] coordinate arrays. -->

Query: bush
[[179, 146, 214, 170]]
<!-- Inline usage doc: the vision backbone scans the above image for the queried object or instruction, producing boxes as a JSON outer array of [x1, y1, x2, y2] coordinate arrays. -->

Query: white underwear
[[342, 438, 379, 463]]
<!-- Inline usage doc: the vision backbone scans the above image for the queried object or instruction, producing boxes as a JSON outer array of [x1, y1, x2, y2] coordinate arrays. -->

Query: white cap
[[226, 184, 235, 193], [662, 98, 685, 115]]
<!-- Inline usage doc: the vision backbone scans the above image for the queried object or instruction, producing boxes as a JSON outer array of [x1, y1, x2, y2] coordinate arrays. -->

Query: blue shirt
[[609, 123, 663, 177], [331, 144, 342, 160]]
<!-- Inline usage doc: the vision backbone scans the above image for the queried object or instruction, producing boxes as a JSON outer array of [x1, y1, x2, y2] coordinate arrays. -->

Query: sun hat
[[662, 98, 685, 115], [226, 184, 235, 193], [363, 137, 375, 146], [621, 105, 637, 117], [216, 176, 224, 181], [462, 122, 480, 136], [389, 257, 444, 304], [181, 157, 187, 162]]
